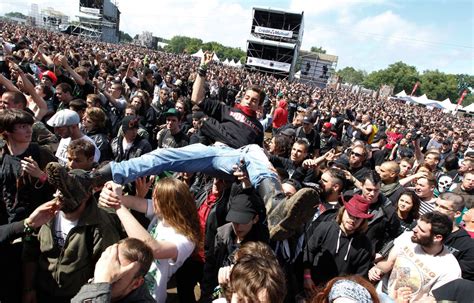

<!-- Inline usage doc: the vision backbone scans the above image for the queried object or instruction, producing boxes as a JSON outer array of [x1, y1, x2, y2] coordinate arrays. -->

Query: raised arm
[[16, 67, 48, 120], [191, 51, 213, 106], [55, 54, 86, 86]]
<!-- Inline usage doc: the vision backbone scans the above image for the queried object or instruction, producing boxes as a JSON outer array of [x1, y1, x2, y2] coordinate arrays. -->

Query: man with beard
[[306, 168, 347, 235], [369, 212, 461, 302], [303, 195, 374, 292], [434, 193, 474, 280], [22, 163, 122, 303]]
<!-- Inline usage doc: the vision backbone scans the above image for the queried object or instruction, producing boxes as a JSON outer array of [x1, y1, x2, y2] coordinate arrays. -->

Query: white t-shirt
[[53, 211, 79, 248], [144, 200, 195, 302], [386, 232, 461, 302], [56, 135, 101, 165]]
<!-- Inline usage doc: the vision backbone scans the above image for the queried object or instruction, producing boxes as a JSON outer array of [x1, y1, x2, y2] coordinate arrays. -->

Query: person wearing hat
[[47, 109, 100, 165], [40, 70, 58, 86], [156, 108, 189, 149], [200, 189, 269, 302], [111, 115, 152, 162], [272, 99, 288, 135], [303, 194, 374, 292], [319, 122, 338, 155], [280, 127, 297, 143]]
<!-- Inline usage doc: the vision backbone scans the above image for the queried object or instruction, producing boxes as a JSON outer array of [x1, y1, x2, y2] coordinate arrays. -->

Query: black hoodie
[[303, 221, 373, 284], [445, 228, 474, 280]]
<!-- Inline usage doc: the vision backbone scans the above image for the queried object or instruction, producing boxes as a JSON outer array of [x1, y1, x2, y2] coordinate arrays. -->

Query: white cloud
[[1, 1, 471, 74], [290, 0, 387, 16]]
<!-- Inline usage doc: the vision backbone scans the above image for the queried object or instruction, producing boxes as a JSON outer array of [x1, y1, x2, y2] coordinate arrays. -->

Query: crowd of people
[[0, 20, 473, 303]]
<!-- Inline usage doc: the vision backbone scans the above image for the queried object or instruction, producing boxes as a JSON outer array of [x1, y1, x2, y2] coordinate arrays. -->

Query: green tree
[[164, 35, 245, 62], [362, 61, 420, 93], [419, 70, 458, 102], [310, 46, 326, 54], [165, 36, 192, 53], [5, 12, 28, 19], [119, 31, 133, 43], [336, 67, 367, 85]]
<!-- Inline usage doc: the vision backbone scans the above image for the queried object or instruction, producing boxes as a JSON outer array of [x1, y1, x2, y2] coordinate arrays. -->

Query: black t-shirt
[[319, 133, 338, 155], [296, 127, 320, 154], [199, 99, 263, 148]]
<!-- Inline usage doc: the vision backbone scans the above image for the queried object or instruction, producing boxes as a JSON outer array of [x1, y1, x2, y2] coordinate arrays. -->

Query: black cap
[[226, 194, 258, 224], [122, 115, 140, 132], [192, 111, 205, 120], [281, 128, 296, 137]]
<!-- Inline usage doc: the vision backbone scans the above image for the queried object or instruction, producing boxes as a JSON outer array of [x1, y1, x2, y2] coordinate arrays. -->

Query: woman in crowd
[[82, 107, 113, 162], [311, 275, 379, 303], [99, 178, 202, 302], [214, 241, 286, 303], [268, 134, 291, 158], [395, 191, 420, 232]]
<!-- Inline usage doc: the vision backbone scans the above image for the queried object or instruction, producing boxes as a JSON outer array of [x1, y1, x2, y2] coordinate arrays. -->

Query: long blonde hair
[[152, 178, 202, 248]]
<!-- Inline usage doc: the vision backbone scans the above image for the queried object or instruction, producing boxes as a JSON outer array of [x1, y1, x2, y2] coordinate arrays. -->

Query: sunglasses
[[351, 151, 363, 158]]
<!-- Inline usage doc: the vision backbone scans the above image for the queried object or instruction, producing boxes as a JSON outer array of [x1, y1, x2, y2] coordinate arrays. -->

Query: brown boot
[[269, 188, 320, 241], [46, 162, 95, 212]]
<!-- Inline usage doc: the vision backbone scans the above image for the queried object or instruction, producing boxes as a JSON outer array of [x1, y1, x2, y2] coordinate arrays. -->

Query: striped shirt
[[419, 198, 437, 216]]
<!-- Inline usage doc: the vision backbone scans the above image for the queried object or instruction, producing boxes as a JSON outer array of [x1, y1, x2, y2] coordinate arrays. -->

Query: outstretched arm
[[191, 51, 213, 106]]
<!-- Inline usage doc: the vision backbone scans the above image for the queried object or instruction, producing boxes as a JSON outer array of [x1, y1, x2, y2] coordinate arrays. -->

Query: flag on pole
[[410, 81, 420, 96], [454, 89, 468, 112]]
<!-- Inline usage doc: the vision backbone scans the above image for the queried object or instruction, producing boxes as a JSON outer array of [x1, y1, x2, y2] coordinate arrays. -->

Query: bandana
[[234, 104, 256, 118], [328, 280, 373, 303]]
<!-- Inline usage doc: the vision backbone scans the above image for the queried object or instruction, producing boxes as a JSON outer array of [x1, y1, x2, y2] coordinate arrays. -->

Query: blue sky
[[1, 0, 473, 74]]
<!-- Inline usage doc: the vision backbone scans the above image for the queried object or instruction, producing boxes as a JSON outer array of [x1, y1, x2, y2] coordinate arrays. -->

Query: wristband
[[24, 219, 35, 241], [198, 66, 207, 77], [39, 173, 48, 183], [303, 274, 312, 280]]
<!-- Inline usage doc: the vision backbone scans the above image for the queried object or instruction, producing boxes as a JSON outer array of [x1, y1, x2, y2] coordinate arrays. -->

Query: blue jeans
[[110, 143, 279, 187]]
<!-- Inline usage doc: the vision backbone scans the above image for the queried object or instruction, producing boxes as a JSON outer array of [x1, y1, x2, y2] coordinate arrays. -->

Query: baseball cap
[[47, 109, 80, 127], [303, 117, 313, 124], [323, 122, 332, 129], [192, 111, 205, 120], [122, 115, 140, 132], [40, 70, 57, 85], [163, 108, 181, 119], [226, 194, 258, 224], [280, 128, 296, 137]]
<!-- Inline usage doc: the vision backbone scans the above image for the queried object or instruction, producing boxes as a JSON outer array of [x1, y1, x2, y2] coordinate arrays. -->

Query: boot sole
[[46, 163, 86, 206], [270, 188, 320, 241]]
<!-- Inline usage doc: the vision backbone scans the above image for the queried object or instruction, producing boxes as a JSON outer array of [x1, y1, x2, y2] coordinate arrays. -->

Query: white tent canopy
[[223, 59, 230, 65], [395, 90, 407, 97], [463, 103, 474, 112], [235, 60, 242, 68], [212, 53, 220, 62], [191, 49, 204, 58], [229, 59, 236, 67]]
